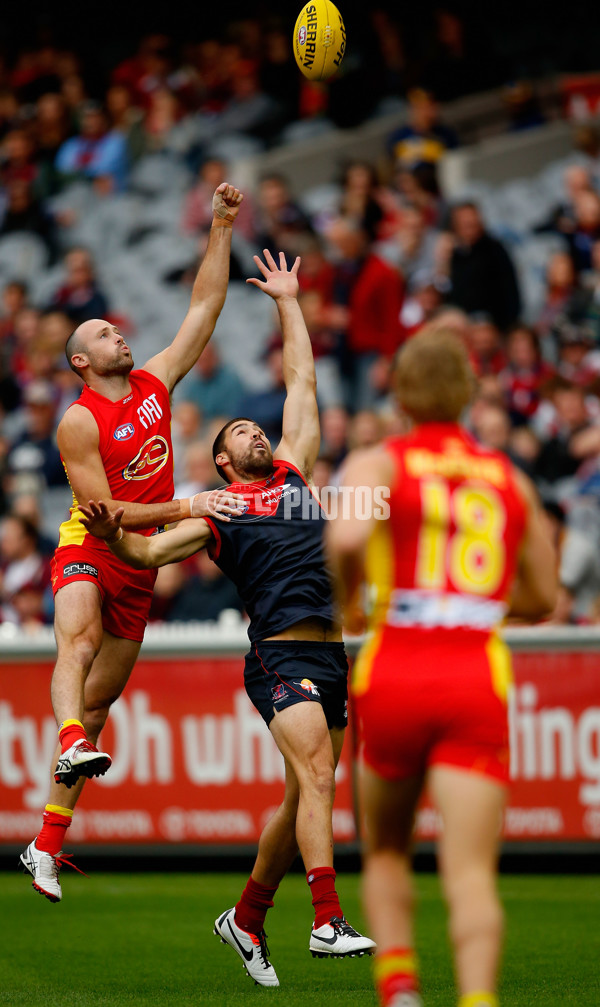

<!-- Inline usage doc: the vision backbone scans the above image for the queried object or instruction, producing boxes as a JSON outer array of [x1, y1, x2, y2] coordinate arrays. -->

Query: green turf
[[1, 872, 598, 1006]]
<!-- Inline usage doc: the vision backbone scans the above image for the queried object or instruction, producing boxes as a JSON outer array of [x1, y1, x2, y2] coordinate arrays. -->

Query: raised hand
[[212, 182, 243, 222], [80, 500, 124, 543], [246, 249, 301, 301], [190, 488, 248, 522]]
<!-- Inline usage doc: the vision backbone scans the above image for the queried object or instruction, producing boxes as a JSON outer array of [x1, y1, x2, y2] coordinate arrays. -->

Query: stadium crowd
[[2, 24, 600, 631]]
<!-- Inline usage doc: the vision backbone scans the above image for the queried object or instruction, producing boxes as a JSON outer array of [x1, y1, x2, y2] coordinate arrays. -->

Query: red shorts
[[51, 544, 158, 643], [352, 626, 511, 784]]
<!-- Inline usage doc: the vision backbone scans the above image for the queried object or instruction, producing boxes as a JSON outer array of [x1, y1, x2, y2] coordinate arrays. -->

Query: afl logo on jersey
[[123, 435, 169, 481], [113, 423, 135, 442]]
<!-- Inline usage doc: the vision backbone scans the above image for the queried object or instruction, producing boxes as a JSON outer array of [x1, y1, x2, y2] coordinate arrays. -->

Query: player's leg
[[428, 765, 506, 1007], [270, 705, 374, 957], [360, 763, 424, 1007], [49, 581, 113, 788], [22, 628, 141, 902], [214, 758, 300, 987]]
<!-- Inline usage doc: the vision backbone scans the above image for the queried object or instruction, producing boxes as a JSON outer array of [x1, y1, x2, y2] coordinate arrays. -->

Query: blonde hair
[[394, 328, 475, 423]]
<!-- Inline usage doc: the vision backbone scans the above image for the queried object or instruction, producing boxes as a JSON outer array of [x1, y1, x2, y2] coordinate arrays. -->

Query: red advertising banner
[[0, 656, 357, 847], [1, 648, 599, 845]]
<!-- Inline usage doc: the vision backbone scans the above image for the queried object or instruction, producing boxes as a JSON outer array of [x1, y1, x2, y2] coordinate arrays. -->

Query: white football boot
[[214, 907, 279, 986], [389, 994, 424, 1007], [310, 915, 376, 958], [20, 841, 88, 902], [54, 739, 112, 788]]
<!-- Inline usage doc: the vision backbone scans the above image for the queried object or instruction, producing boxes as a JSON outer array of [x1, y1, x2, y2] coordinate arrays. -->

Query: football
[[293, 0, 346, 81]]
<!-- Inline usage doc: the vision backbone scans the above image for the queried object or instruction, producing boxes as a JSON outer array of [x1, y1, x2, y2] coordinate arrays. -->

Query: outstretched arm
[[247, 250, 319, 480], [80, 500, 214, 569], [144, 182, 243, 392], [59, 405, 246, 529]]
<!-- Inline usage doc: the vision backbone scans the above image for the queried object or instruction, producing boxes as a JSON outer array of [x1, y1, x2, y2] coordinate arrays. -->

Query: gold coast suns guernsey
[[58, 369, 174, 552], [364, 422, 527, 639]]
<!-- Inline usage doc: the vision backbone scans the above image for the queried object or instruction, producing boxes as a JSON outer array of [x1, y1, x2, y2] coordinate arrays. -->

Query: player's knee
[[298, 757, 335, 799], [58, 632, 101, 671]]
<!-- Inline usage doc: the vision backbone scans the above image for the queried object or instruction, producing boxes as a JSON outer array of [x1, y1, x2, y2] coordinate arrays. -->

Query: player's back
[[367, 421, 527, 635]]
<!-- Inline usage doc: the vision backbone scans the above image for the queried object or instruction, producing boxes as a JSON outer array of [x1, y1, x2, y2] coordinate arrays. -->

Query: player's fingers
[[253, 254, 271, 279], [279, 250, 289, 271], [246, 277, 266, 289], [263, 248, 278, 271], [292, 256, 301, 274]]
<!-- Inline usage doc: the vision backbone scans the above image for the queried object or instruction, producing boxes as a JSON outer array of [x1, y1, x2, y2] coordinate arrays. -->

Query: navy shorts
[[245, 640, 349, 728]]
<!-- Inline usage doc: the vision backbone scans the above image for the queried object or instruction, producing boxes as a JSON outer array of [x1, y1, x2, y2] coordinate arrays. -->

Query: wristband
[[106, 527, 123, 544]]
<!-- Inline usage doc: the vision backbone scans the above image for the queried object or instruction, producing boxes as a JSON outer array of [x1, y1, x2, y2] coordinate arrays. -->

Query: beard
[[90, 352, 135, 377], [231, 443, 274, 480]]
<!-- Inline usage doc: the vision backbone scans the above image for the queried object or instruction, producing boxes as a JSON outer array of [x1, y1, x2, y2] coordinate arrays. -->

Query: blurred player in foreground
[[327, 330, 557, 1007], [80, 249, 375, 986], [21, 183, 245, 902]]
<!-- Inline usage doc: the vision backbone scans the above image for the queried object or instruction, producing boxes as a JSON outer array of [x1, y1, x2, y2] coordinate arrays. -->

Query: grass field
[[1, 871, 599, 1006]]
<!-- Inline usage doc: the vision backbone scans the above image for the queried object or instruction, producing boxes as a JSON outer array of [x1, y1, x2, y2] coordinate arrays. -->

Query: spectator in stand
[[260, 23, 301, 125], [0, 89, 20, 141], [61, 73, 88, 132], [442, 201, 521, 330], [179, 340, 245, 424], [254, 173, 312, 258], [10, 307, 41, 388], [163, 549, 245, 623], [182, 157, 256, 243], [48, 247, 108, 324], [35, 92, 71, 198], [347, 409, 384, 450], [500, 324, 554, 425], [378, 203, 439, 289], [387, 87, 458, 171], [326, 217, 404, 410], [320, 405, 350, 470], [554, 319, 600, 386], [565, 189, 600, 274], [55, 101, 129, 195], [471, 401, 512, 453], [552, 497, 600, 624], [174, 440, 219, 499], [0, 512, 51, 628], [467, 314, 506, 376], [5, 379, 66, 494], [105, 83, 146, 164], [536, 251, 579, 354], [170, 400, 203, 484], [336, 161, 384, 241], [236, 333, 286, 444], [399, 271, 443, 339], [0, 179, 58, 261], [0, 281, 27, 415], [535, 379, 594, 495], [0, 128, 37, 188], [534, 164, 593, 238], [112, 34, 177, 108], [217, 58, 280, 143]]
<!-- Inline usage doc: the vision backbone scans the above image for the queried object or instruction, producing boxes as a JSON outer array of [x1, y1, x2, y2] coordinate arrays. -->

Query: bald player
[[21, 182, 244, 902]]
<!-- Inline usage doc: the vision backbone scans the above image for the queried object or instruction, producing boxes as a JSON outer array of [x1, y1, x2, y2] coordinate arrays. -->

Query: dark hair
[[212, 417, 255, 482], [65, 326, 85, 376]]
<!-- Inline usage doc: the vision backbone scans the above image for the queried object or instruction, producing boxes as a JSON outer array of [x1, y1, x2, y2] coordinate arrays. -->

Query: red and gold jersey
[[58, 369, 174, 550], [366, 422, 527, 635]]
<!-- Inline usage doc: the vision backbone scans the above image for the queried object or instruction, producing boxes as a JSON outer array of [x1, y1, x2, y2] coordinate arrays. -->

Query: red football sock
[[307, 866, 343, 928], [36, 804, 73, 856], [234, 876, 279, 934], [58, 719, 87, 753], [374, 946, 419, 1006]]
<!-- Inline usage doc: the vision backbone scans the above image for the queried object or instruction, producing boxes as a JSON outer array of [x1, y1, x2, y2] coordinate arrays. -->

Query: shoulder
[[340, 444, 397, 486], [57, 402, 99, 448]]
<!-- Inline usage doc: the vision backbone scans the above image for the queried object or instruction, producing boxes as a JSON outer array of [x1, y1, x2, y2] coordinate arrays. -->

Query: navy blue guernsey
[[203, 460, 334, 643]]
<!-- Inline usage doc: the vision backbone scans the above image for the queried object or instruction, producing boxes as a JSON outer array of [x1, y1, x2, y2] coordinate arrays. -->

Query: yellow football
[[293, 0, 346, 81]]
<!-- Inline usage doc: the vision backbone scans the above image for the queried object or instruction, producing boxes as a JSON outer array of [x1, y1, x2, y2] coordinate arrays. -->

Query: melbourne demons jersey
[[366, 422, 527, 634], [203, 460, 334, 643], [58, 369, 174, 550]]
